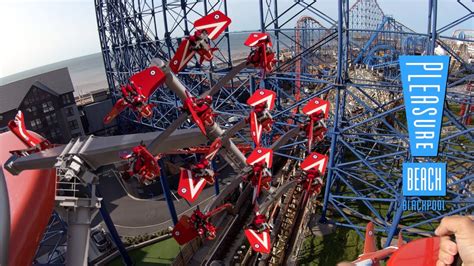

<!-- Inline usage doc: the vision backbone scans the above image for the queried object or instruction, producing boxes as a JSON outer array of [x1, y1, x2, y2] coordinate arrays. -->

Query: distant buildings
[[0, 68, 84, 144], [76, 88, 118, 136]]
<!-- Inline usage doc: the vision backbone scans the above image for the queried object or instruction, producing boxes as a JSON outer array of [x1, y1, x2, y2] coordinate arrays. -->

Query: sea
[[0, 53, 108, 97], [0, 31, 296, 96]]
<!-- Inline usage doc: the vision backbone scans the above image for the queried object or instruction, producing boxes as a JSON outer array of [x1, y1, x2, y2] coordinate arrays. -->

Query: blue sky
[[0, 0, 471, 78]]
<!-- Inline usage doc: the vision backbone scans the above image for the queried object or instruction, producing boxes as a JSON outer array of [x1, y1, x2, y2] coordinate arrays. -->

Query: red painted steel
[[0, 131, 56, 266]]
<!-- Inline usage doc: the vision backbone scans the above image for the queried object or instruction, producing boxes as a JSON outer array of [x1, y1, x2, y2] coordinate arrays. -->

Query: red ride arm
[[121, 86, 130, 97], [205, 203, 233, 218], [262, 43, 268, 70], [7, 111, 45, 148], [134, 85, 144, 97], [194, 102, 210, 114]]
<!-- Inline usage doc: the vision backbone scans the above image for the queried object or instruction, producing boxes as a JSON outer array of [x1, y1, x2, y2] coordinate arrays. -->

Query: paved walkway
[[308, 214, 335, 237], [93, 172, 235, 237]]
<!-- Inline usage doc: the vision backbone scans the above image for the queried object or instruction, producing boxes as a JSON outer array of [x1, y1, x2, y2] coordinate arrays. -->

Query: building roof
[[0, 68, 74, 113]]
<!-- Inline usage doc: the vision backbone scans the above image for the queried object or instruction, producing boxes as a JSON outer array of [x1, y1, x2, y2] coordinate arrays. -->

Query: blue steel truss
[[33, 211, 67, 265], [95, 0, 473, 249]]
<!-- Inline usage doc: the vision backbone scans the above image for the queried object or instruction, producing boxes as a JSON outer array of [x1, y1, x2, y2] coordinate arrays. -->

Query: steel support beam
[[97, 188, 133, 265], [159, 159, 178, 225], [152, 59, 248, 170], [5, 129, 207, 176], [65, 198, 100, 266]]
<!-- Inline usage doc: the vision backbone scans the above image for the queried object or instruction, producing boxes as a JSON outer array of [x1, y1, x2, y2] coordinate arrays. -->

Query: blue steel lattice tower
[[95, 0, 473, 247]]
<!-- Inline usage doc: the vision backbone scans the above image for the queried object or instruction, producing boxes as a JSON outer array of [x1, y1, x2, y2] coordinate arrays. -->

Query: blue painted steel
[[429, 0, 438, 54], [95, 0, 474, 250], [97, 188, 133, 266], [33, 211, 68, 265], [158, 159, 178, 225], [353, 16, 390, 64], [212, 160, 220, 195]]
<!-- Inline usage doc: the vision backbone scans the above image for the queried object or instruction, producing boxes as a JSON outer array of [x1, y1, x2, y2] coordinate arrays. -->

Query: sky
[[0, 0, 472, 78]]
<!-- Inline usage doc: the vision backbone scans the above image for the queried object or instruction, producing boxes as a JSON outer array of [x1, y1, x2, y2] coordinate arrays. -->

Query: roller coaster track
[[236, 147, 326, 265], [276, 30, 338, 73], [169, 121, 324, 265], [223, 167, 321, 266], [182, 162, 301, 265], [183, 150, 316, 266], [268, 183, 304, 265], [206, 186, 254, 264], [173, 152, 304, 265]]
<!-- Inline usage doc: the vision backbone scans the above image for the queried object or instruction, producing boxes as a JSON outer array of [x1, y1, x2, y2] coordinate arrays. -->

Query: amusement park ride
[[178, 137, 222, 202], [103, 66, 166, 124], [169, 10, 232, 73], [8, 111, 53, 155], [1, 0, 473, 265]]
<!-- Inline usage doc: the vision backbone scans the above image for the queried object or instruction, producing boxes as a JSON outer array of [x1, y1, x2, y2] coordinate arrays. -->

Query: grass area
[[107, 238, 180, 266], [298, 227, 366, 266]]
